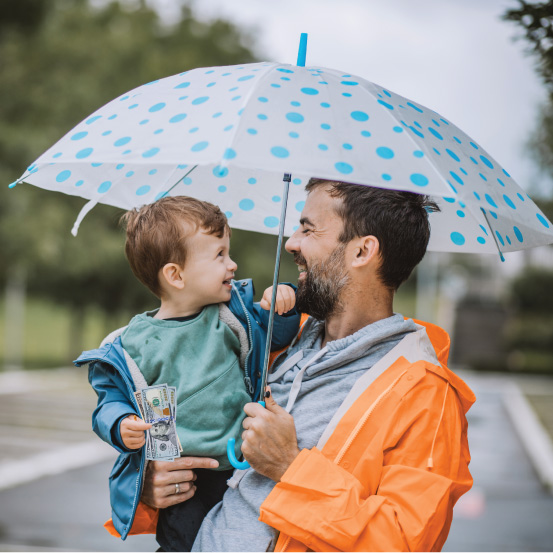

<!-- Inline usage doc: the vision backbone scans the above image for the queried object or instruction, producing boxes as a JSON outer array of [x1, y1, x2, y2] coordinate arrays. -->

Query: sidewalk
[[0, 368, 115, 491], [457, 369, 553, 494], [444, 369, 553, 551]]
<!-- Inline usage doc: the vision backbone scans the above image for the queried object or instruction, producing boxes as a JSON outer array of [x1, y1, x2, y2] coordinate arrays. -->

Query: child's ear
[[160, 263, 185, 290]]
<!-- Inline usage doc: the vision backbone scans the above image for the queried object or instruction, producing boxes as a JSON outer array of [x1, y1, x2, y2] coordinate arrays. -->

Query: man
[[138, 178, 475, 551]]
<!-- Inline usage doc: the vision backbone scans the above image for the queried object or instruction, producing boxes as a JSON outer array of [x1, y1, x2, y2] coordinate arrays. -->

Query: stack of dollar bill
[[134, 384, 183, 461]]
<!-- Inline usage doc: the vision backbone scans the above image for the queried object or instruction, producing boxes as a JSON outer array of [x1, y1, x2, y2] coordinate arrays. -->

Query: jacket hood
[[410, 318, 475, 414], [297, 314, 419, 379], [295, 314, 474, 415]]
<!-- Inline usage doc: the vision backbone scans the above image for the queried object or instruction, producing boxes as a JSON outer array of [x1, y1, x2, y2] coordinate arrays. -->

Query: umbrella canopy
[[13, 58, 553, 255]]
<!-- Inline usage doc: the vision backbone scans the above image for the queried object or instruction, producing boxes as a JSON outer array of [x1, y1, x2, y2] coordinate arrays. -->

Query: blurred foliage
[[0, 0, 261, 359], [504, 266, 553, 372], [504, 1, 553, 195], [501, 2, 553, 373]]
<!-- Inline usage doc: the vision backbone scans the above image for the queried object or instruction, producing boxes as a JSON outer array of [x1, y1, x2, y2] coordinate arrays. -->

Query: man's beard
[[295, 244, 350, 321]]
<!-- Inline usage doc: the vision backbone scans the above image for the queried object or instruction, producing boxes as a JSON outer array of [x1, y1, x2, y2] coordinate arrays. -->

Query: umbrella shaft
[[259, 173, 291, 401]]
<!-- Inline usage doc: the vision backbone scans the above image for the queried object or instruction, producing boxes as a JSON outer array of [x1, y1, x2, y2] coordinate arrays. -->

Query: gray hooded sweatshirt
[[193, 313, 418, 552]]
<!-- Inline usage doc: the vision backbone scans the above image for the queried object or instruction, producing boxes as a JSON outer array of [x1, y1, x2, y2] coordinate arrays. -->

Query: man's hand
[[120, 415, 151, 450], [260, 285, 296, 315], [241, 388, 300, 482], [141, 457, 220, 509]]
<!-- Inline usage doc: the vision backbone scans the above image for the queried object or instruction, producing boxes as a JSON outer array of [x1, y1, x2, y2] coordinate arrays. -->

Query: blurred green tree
[[0, 0, 259, 360], [504, 1, 553, 195], [505, 266, 553, 372]]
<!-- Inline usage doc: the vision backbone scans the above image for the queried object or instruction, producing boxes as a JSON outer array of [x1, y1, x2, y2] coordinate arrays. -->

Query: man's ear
[[351, 235, 380, 268], [160, 263, 185, 290]]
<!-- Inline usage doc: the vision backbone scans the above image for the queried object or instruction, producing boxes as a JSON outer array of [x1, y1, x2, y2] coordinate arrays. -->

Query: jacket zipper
[[334, 370, 408, 465], [231, 281, 255, 396]]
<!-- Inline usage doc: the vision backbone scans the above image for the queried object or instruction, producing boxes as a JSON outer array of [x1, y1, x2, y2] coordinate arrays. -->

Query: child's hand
[[120, 415, 151, 450], [260, 285, 296, 315]]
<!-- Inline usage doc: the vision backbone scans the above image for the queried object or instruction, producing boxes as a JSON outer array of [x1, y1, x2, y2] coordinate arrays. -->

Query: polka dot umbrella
[[11, 34, 553, 468], [11, 35, 553, 256]]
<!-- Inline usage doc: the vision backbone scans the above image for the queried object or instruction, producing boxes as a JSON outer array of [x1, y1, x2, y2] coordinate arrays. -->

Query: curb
[[502, 381, 553, 494]]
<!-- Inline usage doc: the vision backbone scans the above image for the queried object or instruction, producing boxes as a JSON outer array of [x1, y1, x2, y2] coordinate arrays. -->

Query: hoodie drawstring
[[268, 347, 328, 413]]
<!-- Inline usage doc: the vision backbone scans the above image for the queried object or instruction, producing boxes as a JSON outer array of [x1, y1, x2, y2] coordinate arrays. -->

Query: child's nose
[[228, 258, 238, 271]]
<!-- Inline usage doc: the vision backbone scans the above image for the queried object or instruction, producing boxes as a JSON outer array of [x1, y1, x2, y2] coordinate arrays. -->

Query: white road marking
[[0, 439, 116, 491]]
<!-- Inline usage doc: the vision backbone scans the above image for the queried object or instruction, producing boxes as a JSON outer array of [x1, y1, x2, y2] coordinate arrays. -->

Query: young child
[[75, 196, 300, 552]]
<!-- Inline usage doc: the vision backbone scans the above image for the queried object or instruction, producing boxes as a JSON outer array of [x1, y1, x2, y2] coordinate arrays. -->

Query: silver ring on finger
[[175, 483, 181, 494]]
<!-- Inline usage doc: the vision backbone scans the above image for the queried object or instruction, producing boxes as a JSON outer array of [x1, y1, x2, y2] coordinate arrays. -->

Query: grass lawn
[[525, 393, 553, 445], [0, 297, 123, 369]]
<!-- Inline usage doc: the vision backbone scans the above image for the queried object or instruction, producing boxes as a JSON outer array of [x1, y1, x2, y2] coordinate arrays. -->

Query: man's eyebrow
[[299, 217, 314, 227]]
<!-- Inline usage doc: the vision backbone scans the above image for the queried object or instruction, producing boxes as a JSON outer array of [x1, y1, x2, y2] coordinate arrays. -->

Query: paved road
[[444, 371, 553, 552], [0, 368, 552, 551]]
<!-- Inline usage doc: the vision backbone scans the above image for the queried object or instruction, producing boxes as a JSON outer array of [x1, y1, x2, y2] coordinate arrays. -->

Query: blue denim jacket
[[74, 279, 299, 540]]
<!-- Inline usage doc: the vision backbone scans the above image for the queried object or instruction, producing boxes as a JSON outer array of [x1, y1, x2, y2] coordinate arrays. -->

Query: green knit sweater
[[121, 305, 251, 470]]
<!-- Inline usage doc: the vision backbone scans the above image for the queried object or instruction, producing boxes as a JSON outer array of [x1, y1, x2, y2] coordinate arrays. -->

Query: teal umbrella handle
[[227, 400, 266, 470]]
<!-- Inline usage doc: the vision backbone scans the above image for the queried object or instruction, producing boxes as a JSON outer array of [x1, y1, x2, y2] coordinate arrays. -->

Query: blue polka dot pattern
[[335, 162, 353, 174], [239, 199, 254, 211], [98, 181, 112, 193], [451, 232, 465, 246], [351, 111, 369, 122], [18, 61, 551, 252], [376, 147, 394, 159], [136, 185, 151, 196], [76, 148, 93, 159], [271, 146, 289, 158], [56, 170, 71, 182], [410, 174, 428, 186], [286, 112, 304, 123]]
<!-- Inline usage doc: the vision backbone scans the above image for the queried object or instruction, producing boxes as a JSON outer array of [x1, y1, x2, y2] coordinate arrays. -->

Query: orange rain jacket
[[259, 319, 475, 552], [114, 319, 475, 552]]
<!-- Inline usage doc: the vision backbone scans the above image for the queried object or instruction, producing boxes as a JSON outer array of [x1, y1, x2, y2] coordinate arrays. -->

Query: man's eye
[[302, 228, 311, 234]]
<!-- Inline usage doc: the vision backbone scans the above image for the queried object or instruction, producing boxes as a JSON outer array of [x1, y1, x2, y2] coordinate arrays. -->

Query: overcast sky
[[153, 0, 550, 198]]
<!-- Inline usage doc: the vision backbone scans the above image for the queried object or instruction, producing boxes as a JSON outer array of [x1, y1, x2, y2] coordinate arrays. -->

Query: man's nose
[[285, 230, 300, 254]]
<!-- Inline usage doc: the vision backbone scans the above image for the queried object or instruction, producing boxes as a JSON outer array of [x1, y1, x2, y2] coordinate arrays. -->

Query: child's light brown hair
[[121, 196, 230, 298]]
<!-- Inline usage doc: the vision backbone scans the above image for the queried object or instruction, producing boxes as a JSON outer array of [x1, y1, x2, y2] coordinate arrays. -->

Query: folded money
[[135, 384, 180, 461]]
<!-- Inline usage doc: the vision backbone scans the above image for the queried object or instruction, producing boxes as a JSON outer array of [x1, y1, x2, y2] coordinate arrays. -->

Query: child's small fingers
[[128, 419, 152, 430]]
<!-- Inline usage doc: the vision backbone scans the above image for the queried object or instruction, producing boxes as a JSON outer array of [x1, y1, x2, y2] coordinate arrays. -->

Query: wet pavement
[[444, 371, 553, 551], [0, 368, 552, 551]]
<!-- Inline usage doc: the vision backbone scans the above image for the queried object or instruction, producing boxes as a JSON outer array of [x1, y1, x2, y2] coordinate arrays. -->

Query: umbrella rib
[[480, 207, 505, 262], [164, 164, 199, 196], [220, 63, 280, 166]]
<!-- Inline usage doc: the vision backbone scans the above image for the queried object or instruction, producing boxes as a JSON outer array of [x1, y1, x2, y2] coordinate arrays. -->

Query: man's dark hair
[[306, 178, 440, 291]]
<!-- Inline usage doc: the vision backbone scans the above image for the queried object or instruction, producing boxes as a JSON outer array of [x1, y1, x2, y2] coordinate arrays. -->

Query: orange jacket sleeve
[[259, 376, 472, 552]]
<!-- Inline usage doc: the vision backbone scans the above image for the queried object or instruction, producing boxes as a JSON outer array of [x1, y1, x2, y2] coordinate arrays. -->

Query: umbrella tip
[[297, 33, 308, 67], [500, 252, 505, 262], [8, 180, 18, 189]]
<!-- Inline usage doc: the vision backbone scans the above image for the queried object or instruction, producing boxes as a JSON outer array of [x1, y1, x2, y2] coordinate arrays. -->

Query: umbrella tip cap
[[297, 33, 308, 67], [500, 253, 505, 262], [8, 180, 18, 189]]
